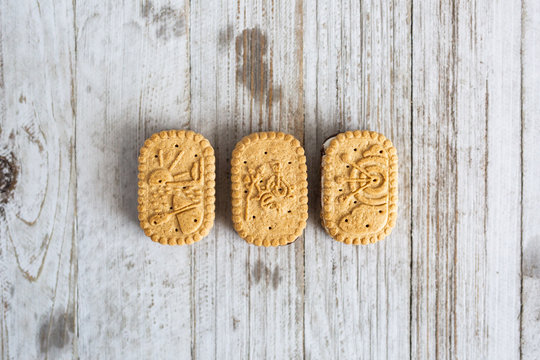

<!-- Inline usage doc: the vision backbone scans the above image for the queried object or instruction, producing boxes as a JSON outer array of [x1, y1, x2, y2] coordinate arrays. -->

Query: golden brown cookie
[[321, 131, 397, 244], [231, 132, 308, 246], [138, 130, 215, 245]]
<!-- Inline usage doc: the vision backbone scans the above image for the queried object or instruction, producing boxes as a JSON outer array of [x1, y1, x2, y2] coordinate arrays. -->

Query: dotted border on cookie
[[231, 132, 309, 247], [137, 130, 216, 245], [321, 130, 398, 245]]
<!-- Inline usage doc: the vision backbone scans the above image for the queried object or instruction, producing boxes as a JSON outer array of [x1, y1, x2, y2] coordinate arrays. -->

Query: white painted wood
[[411, 2, 458, 354], [190, 2, 249, 359], [412, 0, 522, 358], [190, 1, 305, 358], [521, 0, 540, 358], [483, 3, 522, 359], [2, 0, 538, 359], [75, 0, 192, 358], [303, 0, 412, 358], [0, 1, 77, 359]]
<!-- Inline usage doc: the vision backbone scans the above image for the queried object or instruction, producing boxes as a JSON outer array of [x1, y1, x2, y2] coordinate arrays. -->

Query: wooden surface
[[0, 0, 538, 359]]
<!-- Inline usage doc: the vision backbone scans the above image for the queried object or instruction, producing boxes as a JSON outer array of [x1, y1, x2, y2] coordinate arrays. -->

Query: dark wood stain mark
[[232, 317, 240, 331], [234, 27, 281, 106], [271, 265, 281, 290], [172, 19, 185, 39], [0, 153, 18, 204], [251, 260, 281, 289], [38, 311, 75, 354], [141, 1, 152, 18], [218, 24, 234, 47], [523, 236, 540, 278], [141, 0, 185, 40], [156, 25, 166, 38], [18, 94, 26, 103], [252, 259, 264, 284]]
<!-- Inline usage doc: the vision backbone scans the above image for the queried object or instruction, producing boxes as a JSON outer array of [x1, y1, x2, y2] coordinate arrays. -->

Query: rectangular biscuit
[[138, 130, 215, 245], [231, 132, 308, 246], [321, 131, 397, 244]]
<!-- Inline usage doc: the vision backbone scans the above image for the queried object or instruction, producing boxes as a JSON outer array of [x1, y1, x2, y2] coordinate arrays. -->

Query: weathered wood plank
[[411, 0, 522, 358], [521, 0, 540, 358], [0, 1, 77, 359], [189, 0, 305, 358], [2, 1, 538, 359], [189, 1, 224, 357], [75, 0, 191, 357], [483, 2, 522, 358], [303, 0, 412, 358], [411, 2, 458, 354]]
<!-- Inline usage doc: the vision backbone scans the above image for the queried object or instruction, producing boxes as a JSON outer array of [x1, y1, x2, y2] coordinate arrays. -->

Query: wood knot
[[0, 154, 17, 203]]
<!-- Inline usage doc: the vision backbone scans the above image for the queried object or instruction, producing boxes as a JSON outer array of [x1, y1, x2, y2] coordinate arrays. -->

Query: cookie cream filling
[[322, 136, 335, 151], [320, 135, 336, 231]]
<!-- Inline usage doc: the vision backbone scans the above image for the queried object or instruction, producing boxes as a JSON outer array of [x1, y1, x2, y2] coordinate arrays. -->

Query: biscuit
[[321, 131, 397, 244], [231, 132, 308, 246], [138, 130, 216, 245]]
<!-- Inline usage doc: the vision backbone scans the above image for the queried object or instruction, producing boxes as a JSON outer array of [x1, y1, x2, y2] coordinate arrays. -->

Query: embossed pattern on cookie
[[231, 132, 308, 246], [321, 131, 397, 245], [138, 130, 216, 245]]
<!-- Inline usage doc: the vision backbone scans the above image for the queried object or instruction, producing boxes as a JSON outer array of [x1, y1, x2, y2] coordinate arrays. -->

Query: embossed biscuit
[[321, 131, 398, 245], [138, 130, 216, 245], [231, 132, 308, 246]]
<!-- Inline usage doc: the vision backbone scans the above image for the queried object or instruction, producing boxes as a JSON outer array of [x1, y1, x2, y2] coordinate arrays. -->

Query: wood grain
[[1, 0, 538, 359], [521, 0, 540, 358], [75, 0, 192, 357], [412, 0, 522, 358], [483, 2, 522, 357], [190, 0, 305, 358], [0, 1, 77, 358], [303, 0, 411, 358]]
